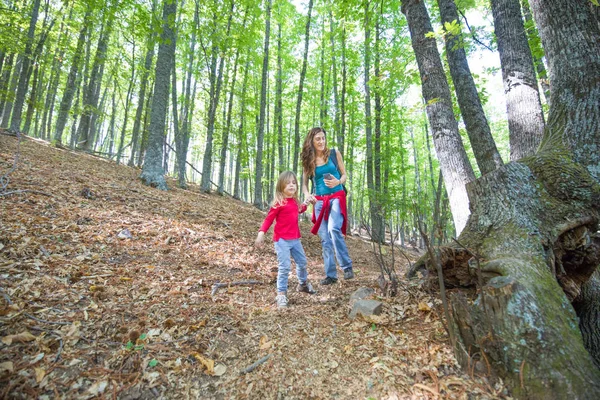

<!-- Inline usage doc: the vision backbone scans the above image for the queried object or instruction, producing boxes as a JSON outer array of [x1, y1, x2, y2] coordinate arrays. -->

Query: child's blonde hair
[[272, 171, 300, 207]]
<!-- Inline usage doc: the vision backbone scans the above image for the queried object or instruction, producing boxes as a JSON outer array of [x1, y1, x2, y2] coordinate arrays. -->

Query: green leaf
[[591, 0, 599, 6], [370, 323, 377, 331], [125, 341, 133, 350], [148, 359, 158, 368], [139, 333, 147, 340]]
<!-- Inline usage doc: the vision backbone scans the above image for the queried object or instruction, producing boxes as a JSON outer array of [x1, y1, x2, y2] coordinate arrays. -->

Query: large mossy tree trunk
[[411, 0, 600, 397]]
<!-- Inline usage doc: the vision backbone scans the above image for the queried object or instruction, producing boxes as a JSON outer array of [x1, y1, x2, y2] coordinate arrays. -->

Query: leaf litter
[[0, 134, 509, 399]]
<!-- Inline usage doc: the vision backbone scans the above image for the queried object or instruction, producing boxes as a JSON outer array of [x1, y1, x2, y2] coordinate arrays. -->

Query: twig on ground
[[211, 280, 263, 296], [241, 354, 271, 374], [80, 274, 114, 280], [0, 189, 55, 197]]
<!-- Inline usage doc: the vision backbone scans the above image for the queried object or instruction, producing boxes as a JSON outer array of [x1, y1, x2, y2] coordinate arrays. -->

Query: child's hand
[[255, 232, 265, 249]]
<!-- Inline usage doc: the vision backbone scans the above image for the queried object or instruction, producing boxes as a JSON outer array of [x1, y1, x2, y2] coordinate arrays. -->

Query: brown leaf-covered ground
[[0, 134, 508, 399]]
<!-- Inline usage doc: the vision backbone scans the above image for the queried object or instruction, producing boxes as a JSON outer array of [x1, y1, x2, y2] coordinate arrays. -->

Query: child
[[255, 171, 316, 308]]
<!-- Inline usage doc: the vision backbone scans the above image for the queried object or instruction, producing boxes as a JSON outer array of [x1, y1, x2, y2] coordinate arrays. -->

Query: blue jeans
[[314, 198, 352, 279], [274, 239, 308, 293]]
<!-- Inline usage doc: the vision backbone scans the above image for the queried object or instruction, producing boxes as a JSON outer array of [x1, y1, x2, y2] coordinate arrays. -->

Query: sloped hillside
[[0, 133, 506, 399]]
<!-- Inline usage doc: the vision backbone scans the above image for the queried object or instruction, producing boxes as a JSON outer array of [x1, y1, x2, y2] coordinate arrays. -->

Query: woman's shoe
[[320, 277, 338, 285]]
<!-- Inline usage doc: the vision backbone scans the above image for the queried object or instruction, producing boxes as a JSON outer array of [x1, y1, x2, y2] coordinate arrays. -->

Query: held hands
[[303, 195, 317, 205], [255, 231, 265, 249]]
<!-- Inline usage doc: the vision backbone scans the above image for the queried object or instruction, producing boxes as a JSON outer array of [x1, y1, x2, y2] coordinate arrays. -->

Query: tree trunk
[[9, 0, 40, 132], [414, 0, 600, 397], [329, 10, 341, 154], [140, 0, 176, 190], [54, 8, 90, 145], [253, 0, 272, 208], [275, 22, 284, 171], [521, 0, 550, 105], [1, 54, 22, 127], [234, 59, 250, 201], [129, 2, 156, 167], [292, 0, 314, 174], [402, 0, 475, 235], [491, 0, 545, 160], [201, 0, 235, 193], [438, 0, 504, 175], [76, 6, 114, 150], [370, 14, 384, 243]]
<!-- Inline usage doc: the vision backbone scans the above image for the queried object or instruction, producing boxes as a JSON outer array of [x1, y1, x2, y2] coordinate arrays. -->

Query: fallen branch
[[241, 354, 271, 374], [211, 280, 263, 296]]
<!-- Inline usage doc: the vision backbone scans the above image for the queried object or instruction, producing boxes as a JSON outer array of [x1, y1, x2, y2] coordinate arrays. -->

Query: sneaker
[[296, 281, 317, 294], [276, 294, 288, 308], [343, 268, 354, 280], [320, 277, 338, 285]]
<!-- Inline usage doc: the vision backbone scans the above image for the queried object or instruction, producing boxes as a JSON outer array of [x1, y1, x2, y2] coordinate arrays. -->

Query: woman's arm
[[302, 170, 311, 198], [335, 150, 348, 185]]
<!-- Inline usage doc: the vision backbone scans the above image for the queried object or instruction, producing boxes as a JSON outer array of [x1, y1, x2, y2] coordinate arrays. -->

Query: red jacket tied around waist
[[311, 190, 348, 236]]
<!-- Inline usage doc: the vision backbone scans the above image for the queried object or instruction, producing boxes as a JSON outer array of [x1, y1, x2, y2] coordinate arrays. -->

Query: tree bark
[[292, 0, 314, 174], [9, 0, 40, 132], [413, 0, 600, 397], [253, 0, 272, 208], [129, 2, 156, 167], [491, 0, 545, 161], [402, 0, 475, 235], [438, 0, 504, 175], [140, 0, 176, 190]]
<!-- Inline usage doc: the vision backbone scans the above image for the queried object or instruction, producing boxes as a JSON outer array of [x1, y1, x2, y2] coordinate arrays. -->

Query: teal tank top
[[315, 159, 342, 195]]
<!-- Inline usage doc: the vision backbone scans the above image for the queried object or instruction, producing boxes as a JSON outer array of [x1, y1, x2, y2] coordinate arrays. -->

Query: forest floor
[[0, 133, 508, 399]]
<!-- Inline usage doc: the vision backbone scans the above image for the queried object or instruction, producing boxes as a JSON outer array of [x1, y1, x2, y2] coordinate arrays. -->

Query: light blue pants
[[314, 198, 353, 279], [274, 239, 308, 293]]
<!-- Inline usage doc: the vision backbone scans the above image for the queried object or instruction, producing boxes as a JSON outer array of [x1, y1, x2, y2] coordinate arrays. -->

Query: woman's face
[[312, 131, 326, 152]]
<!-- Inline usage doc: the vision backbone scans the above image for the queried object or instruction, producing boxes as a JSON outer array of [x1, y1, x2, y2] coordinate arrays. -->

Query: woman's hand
[[255, 232, 265, 249], [324, 177, 341, 188]]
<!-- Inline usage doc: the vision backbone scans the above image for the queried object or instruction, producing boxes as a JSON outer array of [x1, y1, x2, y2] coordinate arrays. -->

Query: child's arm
[[255, 231, 265, 248], [256, 206, 278, 247], [299, 201, 308, 214]]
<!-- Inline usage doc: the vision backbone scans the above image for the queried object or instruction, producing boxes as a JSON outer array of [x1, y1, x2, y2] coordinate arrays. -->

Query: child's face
[[283, 179, 297, 197]]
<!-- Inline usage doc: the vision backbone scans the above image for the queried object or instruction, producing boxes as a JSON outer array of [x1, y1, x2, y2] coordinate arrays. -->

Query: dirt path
[[0, 134, 506, 399]]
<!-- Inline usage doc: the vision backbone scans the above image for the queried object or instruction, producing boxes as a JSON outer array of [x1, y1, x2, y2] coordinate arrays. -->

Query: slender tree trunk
[[201, 0, 235, 192], [438, 0, 504, 175], [275, 22, 284, 171], [521, 0, 550, 105], [292, 0, 314, 174], [77, 6, 115, 150], [129, 3, 156, 166], [234, 59, 250, 200], [174, 0, 197, 187], [329, 10, 341, 153], [402, 0, 475, 234], [491, 0, 545, 160], [53, 8, 90, 145], [116, 44, 137, 164], [140, 0, 176, 190], [9, 0, 40, 132], [1, 55, 22, 127], [253, 0, 272, 208], [0, 53, 15, 120]]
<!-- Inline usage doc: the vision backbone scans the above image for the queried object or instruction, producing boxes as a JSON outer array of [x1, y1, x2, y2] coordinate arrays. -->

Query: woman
[[301, 127, 353, 285]]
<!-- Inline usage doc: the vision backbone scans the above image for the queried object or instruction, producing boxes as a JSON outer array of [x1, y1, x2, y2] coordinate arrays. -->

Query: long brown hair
[[272, 171, 300, 208], [300, 127, 330, 177]]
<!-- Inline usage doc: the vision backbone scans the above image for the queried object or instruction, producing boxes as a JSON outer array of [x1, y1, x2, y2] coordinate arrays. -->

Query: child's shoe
[[296, 281, 316, 294], [276, 294, 289, 308]]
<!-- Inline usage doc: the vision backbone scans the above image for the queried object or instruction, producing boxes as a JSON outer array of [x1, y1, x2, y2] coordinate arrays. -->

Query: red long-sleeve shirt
[[259, 198, 307, 242]]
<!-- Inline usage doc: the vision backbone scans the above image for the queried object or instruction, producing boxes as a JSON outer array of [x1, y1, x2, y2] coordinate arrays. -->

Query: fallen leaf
[[214, 364, 227, 376], [87, 380, 108, 396], [191, 353, 214, 374], [34, 367, 45, 383], [259, 335, 272, 350], [0, 361, 13, 373], [30, 353, 45, 364], [418, 302, 431, 312], [2, 331, 36, 345]]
